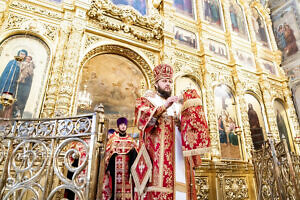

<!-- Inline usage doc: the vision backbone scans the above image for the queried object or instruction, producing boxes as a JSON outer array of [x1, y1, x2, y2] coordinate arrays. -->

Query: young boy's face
[[25, 56, 32, 62]]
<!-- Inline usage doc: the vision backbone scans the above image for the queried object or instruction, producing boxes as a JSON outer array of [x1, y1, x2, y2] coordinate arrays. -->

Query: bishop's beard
[[157, 86, 171, 99]]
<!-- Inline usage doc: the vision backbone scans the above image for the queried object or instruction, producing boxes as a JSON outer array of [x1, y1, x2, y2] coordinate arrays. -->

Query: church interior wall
[[0, 0, 298, 156], [269, 0, 300, 125], [0, 0, 300, 198]]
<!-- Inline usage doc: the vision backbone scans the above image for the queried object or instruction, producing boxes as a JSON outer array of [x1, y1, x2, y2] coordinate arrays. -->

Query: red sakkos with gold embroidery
[[135, 95, 175, 200], [180, 89, 210, 158]]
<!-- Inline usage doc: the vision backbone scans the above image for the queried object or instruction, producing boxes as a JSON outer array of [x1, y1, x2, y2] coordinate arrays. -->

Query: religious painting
[[175, 76, 202, 103], [229, 0, 249, 39], [0, 35, 50, 118], [76, 54, 147, 129], [260, 0, 267, 7], [233, 49, 255, 69], [174, 0, 195, 18], [251, 8, 270, 48], [202, 0, 224, 29], [274, 100, 293, 151], [269, 0, 289, 10], [214, 85, 241, 160], [208, 39, 228, 59], [261, 60, 277, 75], [111, 0, 147, 15], [294, 86, 300, 123], [244, 94, 266, 150], [174, 27, 197, 49], [48, 0, 63, 3], [286, 67, 300, 81], [272, 2, 300, 58]]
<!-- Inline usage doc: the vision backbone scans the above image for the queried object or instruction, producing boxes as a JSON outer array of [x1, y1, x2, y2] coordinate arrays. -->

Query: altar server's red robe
[[102, 133, 138, 200]]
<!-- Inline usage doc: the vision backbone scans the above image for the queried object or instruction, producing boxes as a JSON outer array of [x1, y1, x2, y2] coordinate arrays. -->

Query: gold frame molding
[[87, 0, 163, 41]]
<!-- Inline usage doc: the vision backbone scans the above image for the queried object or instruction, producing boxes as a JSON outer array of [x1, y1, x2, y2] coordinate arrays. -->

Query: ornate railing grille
[[0, 111, 105, 200], [252, 138, 300, 200]]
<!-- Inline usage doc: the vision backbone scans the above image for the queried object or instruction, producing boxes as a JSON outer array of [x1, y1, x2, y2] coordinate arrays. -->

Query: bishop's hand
[[164, 96, 178, 109]]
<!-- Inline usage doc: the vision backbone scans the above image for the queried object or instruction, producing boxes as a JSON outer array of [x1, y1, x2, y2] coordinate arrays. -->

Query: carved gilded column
[[161, 0, 175, 65], [244, 5, 262, 72], [0, 1, 7, 28], [260, 78, 280, 141], [221, 0, 235, 64], [235, 78, 253, 161], [54, 22, 84, 116], [41, 23, 71, 117], [283, 85, 300, 153], [265, 16, 277, 51], [204, 69, 220, 159], [265, 16, 284, 77]]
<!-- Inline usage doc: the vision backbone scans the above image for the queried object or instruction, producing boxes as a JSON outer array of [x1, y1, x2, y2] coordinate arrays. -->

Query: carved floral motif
[[224, 177, 249, 199], [195, 177, 209, 200], [5, 14, 58, 41], [10, 1, 62, 19], [87, 0, 163, 41]]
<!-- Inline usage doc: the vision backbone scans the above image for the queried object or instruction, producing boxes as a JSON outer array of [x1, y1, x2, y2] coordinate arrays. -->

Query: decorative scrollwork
[[75, 118, 91, 134], [36, 121, 56, 136], [58, 119, 74, 136], [3, 185, 39, 200], [195, 177, 209, 200], [0, 142, 6, 164], [7, 140, 48, 188], [0, 113, 99, 199], [224, 177, 249, 199], [87, 0, 163, 41], [17, 121, 35, 137], [53, 138, 89, 189], [0, 123, 12, 138]]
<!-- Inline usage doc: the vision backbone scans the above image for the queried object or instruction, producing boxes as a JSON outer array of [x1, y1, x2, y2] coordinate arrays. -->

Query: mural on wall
[[49, 0, 63, 3], [229, 0, 248, 39], [208, 39, 228, 59], [174, 0, 194, 18], [261, 60, 277, 75], [294, 86, 300, 122], [174, 26, 197, 48], [244, 94, 266, 150], [251, 8, 270, 48], [272, 2, 300, 58], [286, 67, 300, 81], [260, 0, 267, 7], [0, 35, 50, 118], [269, 0, 289, 10], [203, 0, 224, 29], [214, 85, 241, 160], [233, 49, 255, 69], [274, 100, 293, 151], [111, 0, 147, 15], [77, 54, 147, 128]]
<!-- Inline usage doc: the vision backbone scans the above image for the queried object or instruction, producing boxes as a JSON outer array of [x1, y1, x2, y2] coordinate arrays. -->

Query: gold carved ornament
[[86, 0, 163, 41]]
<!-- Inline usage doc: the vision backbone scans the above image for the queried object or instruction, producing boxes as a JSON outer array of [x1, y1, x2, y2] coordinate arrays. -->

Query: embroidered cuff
[[154, 105, 166, 118]]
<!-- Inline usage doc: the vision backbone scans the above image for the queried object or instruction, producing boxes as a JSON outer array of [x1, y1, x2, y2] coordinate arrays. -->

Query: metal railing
[[0, 105, 107, 200], [252, 137, 300, 200]]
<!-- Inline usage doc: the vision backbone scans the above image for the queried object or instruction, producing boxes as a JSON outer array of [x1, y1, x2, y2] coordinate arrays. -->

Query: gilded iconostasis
[[270, 0, 300, 122], [0, 0, 299, 198], [0, 0, 299, 159]]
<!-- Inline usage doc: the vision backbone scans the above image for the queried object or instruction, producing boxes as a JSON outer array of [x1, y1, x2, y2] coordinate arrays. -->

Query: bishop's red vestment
[[135, 89, 210, 200]]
